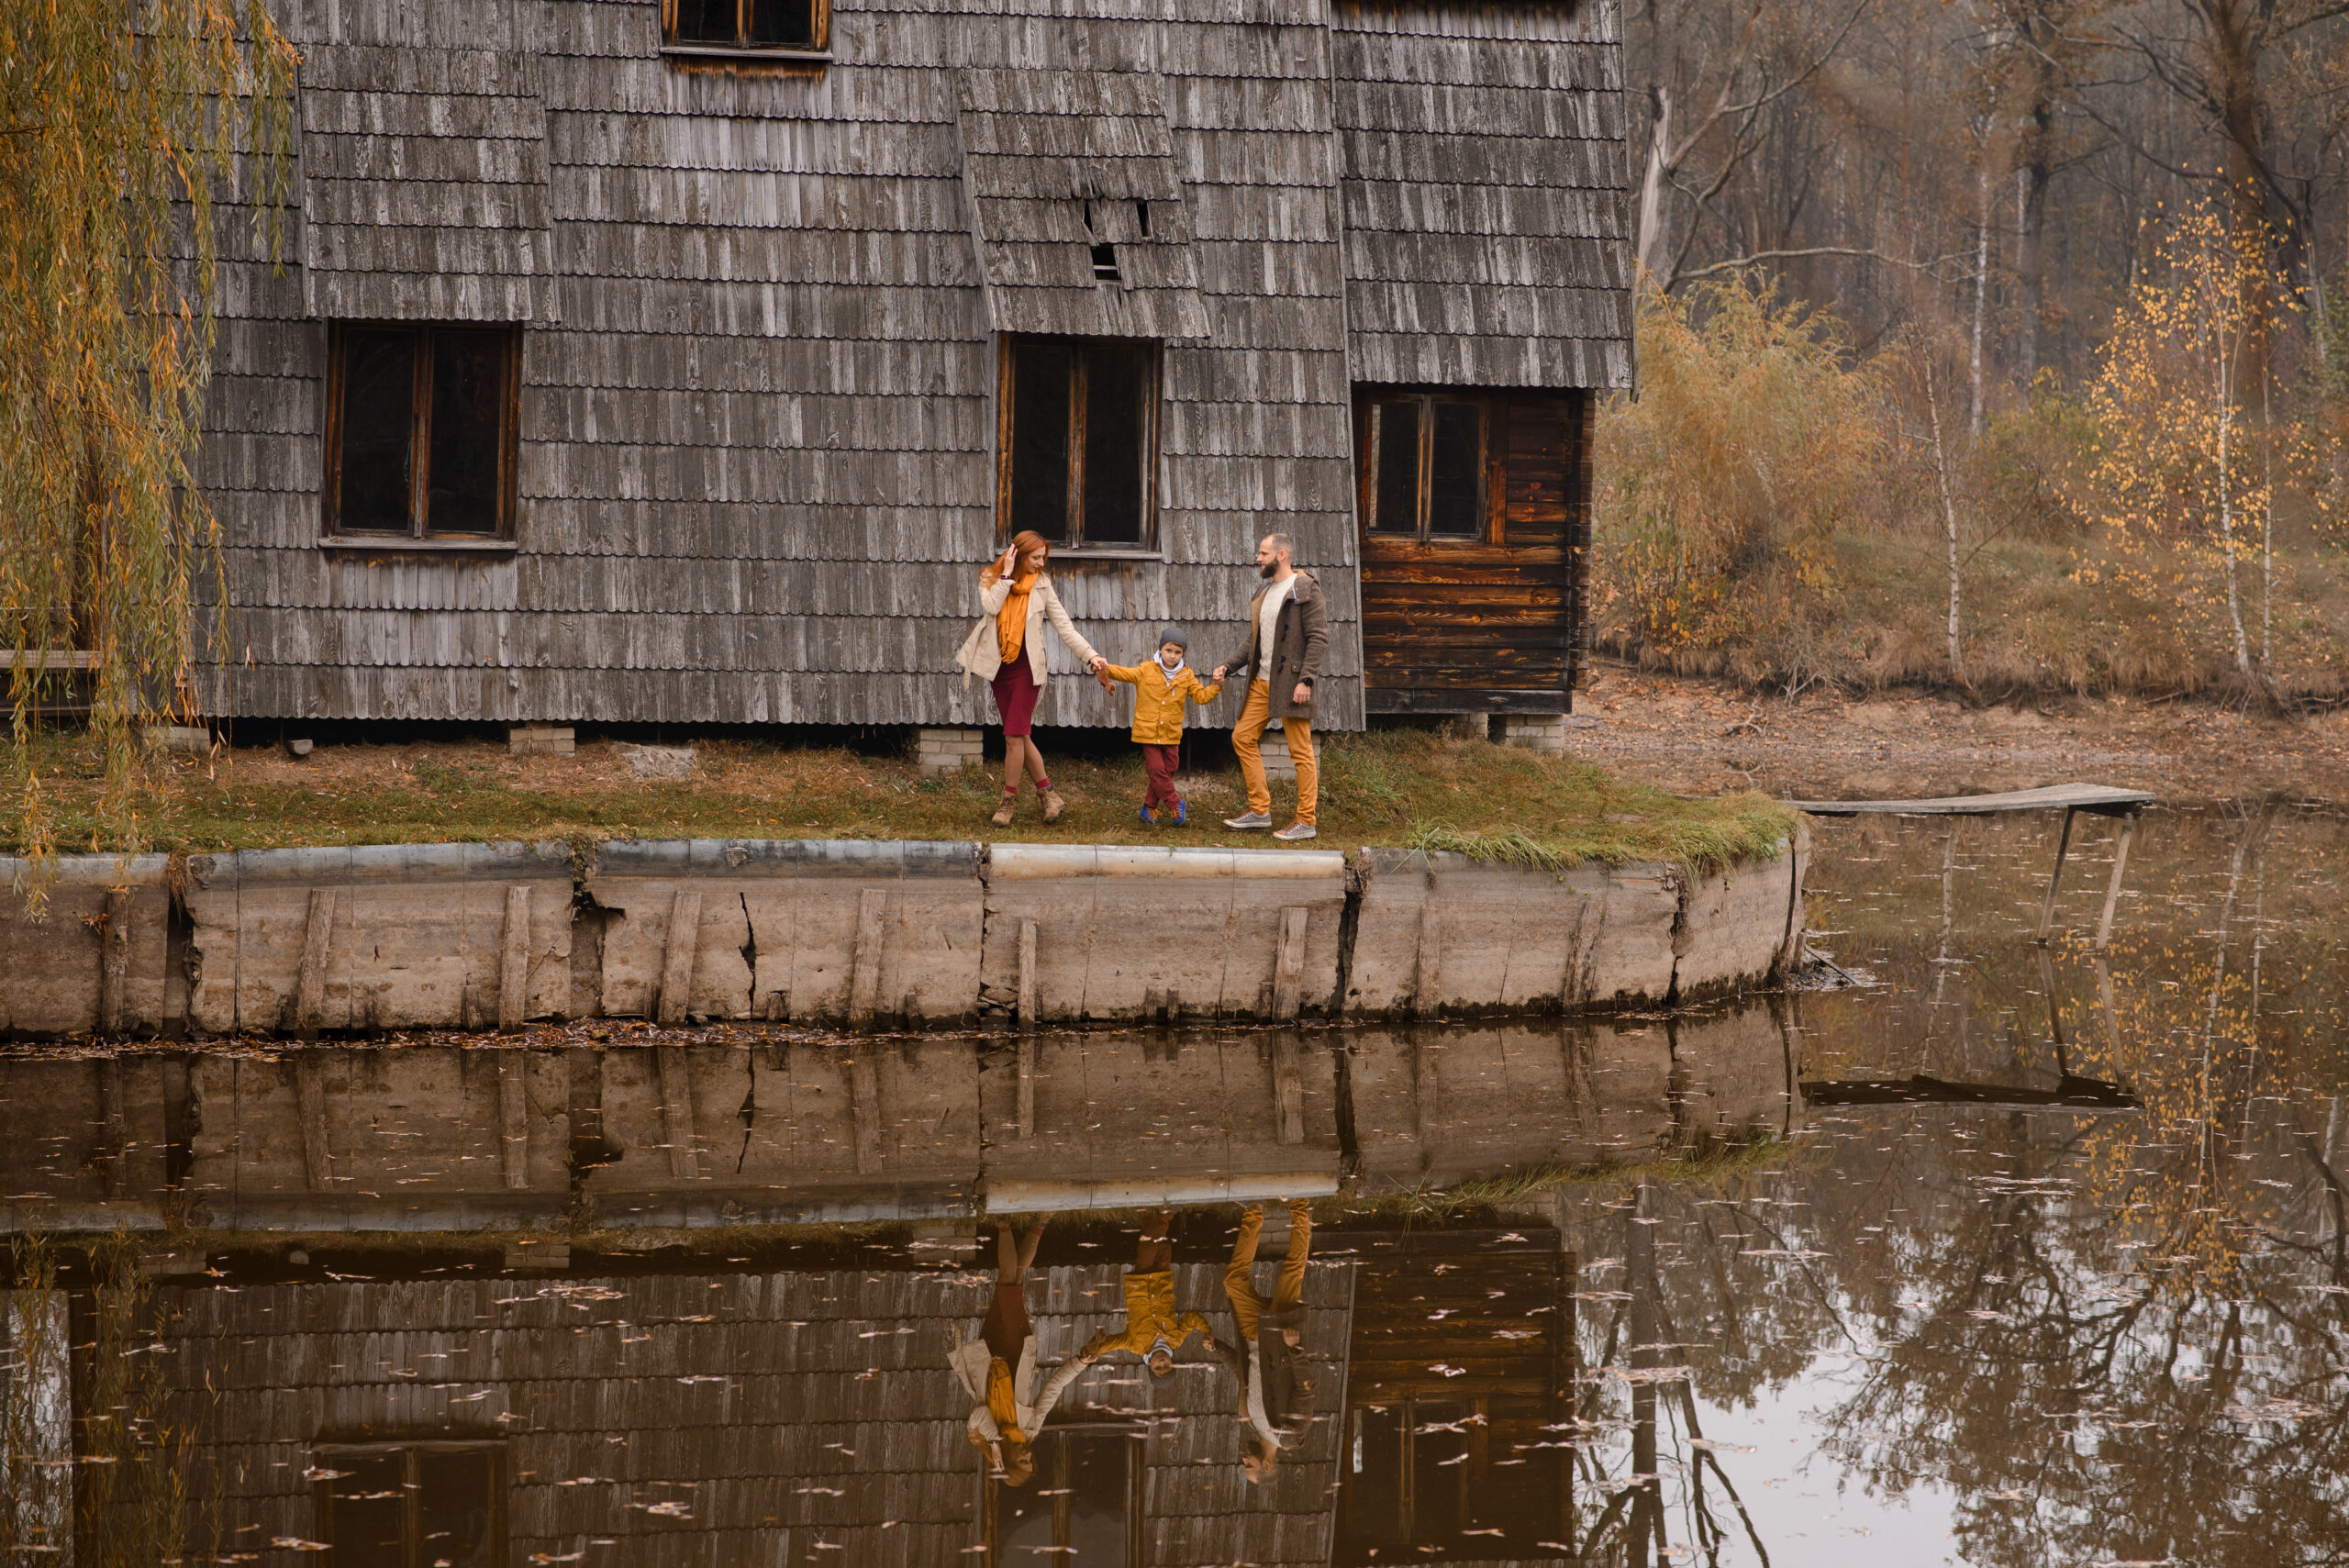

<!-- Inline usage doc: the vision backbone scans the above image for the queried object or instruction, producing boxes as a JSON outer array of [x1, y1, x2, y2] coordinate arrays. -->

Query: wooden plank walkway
[[1792, 782, 2156, 950], [1791, 783, 2154, 817]]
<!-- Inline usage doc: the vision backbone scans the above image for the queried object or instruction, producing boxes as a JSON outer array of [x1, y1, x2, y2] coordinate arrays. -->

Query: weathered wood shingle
[[195, 0, 1626, 730], [296, 44, 555, 320], [1330, 3, 1633, 390]]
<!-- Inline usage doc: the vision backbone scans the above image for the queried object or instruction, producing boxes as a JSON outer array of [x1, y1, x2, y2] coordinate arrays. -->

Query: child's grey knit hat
[[1156, 625, 1186, 651]]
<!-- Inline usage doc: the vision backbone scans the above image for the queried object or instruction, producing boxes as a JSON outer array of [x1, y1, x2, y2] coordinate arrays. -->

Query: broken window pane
[[335, 329, 416, 534]]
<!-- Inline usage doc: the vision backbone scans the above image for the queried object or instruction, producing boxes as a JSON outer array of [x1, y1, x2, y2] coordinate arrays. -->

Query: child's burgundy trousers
[[1141, 744, 1181, 810]]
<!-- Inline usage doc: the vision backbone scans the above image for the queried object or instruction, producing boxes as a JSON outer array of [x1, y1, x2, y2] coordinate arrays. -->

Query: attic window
[[665, 0, 823, 54], [1091, 243, 1120, 282], [324, 323, 519, 542], [1000, 336, 1158, 551]]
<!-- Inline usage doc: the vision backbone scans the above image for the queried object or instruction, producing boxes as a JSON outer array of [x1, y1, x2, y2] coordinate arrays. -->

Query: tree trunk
[[1925, 356, 1966, 684]]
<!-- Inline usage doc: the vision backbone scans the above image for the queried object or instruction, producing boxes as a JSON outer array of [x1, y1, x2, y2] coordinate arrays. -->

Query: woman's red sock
[[1032, 776, 1052, 795]]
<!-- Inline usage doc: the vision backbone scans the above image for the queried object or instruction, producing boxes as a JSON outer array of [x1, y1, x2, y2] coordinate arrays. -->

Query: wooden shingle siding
[[196, 0, 1632, 730], [1330, 1, 1632, 392], [296, 42, 555, 321]]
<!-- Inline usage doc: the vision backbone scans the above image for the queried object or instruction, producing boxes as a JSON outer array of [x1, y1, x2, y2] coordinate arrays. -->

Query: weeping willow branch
[[0, 0, 295, 883]]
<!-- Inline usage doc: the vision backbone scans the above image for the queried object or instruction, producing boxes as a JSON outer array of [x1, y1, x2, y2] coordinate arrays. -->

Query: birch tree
[[2085, 205, 2281, 701]]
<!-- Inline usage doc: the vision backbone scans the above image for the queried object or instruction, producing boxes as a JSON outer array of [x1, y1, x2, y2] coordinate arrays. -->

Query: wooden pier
[[1792, 784, 2154, 950]]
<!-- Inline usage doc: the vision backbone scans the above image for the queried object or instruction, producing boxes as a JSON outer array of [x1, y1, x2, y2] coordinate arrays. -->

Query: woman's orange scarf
[[985, 1357, 1027, 1444], [996, 573, 1038, 665]]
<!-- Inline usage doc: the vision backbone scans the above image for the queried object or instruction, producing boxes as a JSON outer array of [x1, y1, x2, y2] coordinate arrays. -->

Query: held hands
[[1087, 655, 1109, 688], [1211, 665, 1229, 684]]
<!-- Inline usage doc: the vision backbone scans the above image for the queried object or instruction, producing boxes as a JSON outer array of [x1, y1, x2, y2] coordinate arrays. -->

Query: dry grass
[[4, 723, 1797, 875]]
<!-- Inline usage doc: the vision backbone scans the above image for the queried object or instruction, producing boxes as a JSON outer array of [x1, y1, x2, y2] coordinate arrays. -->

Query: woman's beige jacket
[[954, 573, 1102, 689]]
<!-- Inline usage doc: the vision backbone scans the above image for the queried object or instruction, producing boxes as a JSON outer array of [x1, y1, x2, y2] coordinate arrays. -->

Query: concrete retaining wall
[[185, 843, 573, 1035], [0, 830, 1804, 1038]]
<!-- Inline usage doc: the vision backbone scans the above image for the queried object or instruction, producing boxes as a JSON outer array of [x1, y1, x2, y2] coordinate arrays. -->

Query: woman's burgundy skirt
[[990, 658, 1041, 738]]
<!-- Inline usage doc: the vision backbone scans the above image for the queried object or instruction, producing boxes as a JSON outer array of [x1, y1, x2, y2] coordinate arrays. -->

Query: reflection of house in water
[[146, 1257, 1353, 1564], [1331, 1231, 1575, 1564], [0, 1017, 1808, 1562]]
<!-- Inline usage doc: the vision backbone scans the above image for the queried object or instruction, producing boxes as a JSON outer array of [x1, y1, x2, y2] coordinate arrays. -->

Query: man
[[1212, 533, 1327, 841]]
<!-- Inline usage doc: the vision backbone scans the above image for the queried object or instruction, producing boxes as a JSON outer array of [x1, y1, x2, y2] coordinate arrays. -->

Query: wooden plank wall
[[195, 0, 1369, 730], [155, 1256, 1354, 1564]]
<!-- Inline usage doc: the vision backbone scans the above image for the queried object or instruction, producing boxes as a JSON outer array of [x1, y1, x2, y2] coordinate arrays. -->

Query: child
[[1097, 627, 1223, 826], [1081, 1209, 1215, 1379]]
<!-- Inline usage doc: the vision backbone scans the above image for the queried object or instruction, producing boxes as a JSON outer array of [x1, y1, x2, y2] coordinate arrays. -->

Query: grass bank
[[6, 724, 1796, 875]]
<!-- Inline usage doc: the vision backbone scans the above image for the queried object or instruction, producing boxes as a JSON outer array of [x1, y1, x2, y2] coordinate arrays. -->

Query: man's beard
[[1259, 561, 1277, 579]]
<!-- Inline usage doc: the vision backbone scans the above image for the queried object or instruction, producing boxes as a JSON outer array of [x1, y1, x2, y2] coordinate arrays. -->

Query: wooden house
[[195, 0, 1629, 731], [115, 1259, 1356, 1565]]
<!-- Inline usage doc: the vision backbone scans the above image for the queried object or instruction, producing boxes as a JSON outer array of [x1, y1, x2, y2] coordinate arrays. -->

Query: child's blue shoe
[[1138, 803, 1155, 827], [1172, 798, 1186, 827]]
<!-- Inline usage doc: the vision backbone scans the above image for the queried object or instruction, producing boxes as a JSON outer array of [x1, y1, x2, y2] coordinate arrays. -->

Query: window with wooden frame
[[325, 324, 520, 542], [1363, 394, 1488, 541], [314, 1442, 502, 1568], [1341, 1399, 1561, 1561], [984, 1429, 1141, 1566], [998, 336, 1159, 552], [664, 0, 824, 54]]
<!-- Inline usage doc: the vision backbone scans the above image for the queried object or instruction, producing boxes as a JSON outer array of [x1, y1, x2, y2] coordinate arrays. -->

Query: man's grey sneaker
[[1223, 810, 1273, 829], [1273, 822, 1318, 841]]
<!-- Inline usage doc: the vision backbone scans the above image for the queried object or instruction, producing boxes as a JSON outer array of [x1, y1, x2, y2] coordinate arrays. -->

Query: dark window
[[986, 1430, 1139, 1566], [1340, 1398, 1563, 1563], [316, 1444, 502, 1568], [326, 324, 518, 540], [1000, 337, 1158, 550], [1364, 395, 1486, 542], [667, 0, 818, 50]]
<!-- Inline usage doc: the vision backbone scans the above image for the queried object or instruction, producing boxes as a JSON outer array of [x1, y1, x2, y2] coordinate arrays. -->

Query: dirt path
[[1562, 662, 2349, 806]]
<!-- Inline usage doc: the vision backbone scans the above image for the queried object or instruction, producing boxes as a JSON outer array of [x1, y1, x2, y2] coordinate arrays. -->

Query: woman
[[955, 531, 1105, 828], [950, 1218, 1095, 1486]]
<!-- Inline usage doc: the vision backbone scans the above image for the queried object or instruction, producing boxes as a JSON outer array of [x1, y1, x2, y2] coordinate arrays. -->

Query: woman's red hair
[[981, 531, 1052, 586]]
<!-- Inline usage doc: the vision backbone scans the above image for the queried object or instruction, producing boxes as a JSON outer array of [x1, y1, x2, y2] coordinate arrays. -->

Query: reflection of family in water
[[954, 1201, 1317, 1487]]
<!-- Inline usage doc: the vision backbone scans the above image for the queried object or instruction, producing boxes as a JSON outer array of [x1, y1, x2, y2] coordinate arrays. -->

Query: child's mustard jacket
[[1101, 661, 1223, 745]]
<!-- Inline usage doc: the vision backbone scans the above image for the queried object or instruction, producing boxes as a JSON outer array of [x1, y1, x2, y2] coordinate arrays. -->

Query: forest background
[[1600, 0, 2349, 706]]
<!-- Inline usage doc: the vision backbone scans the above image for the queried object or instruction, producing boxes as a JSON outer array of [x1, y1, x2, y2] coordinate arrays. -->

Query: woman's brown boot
[[991, 793, 1017, 828], [1042, 790, 1067, 823]]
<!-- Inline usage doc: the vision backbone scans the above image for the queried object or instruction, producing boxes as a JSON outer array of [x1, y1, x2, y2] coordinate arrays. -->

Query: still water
[[0, 805, 2341, 1565]]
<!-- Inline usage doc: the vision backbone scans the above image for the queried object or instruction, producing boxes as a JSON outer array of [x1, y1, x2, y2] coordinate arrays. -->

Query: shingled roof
[[1330, 5, 1632, 389]]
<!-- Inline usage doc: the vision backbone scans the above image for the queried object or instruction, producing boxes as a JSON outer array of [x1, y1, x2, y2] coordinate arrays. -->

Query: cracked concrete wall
[[0, 854, 173, 1035], [11, 835, 1800, 1038], [584, 839, 985, 1026], [184, 843, 573, 1034], [980, 844, 1348, 1023]]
